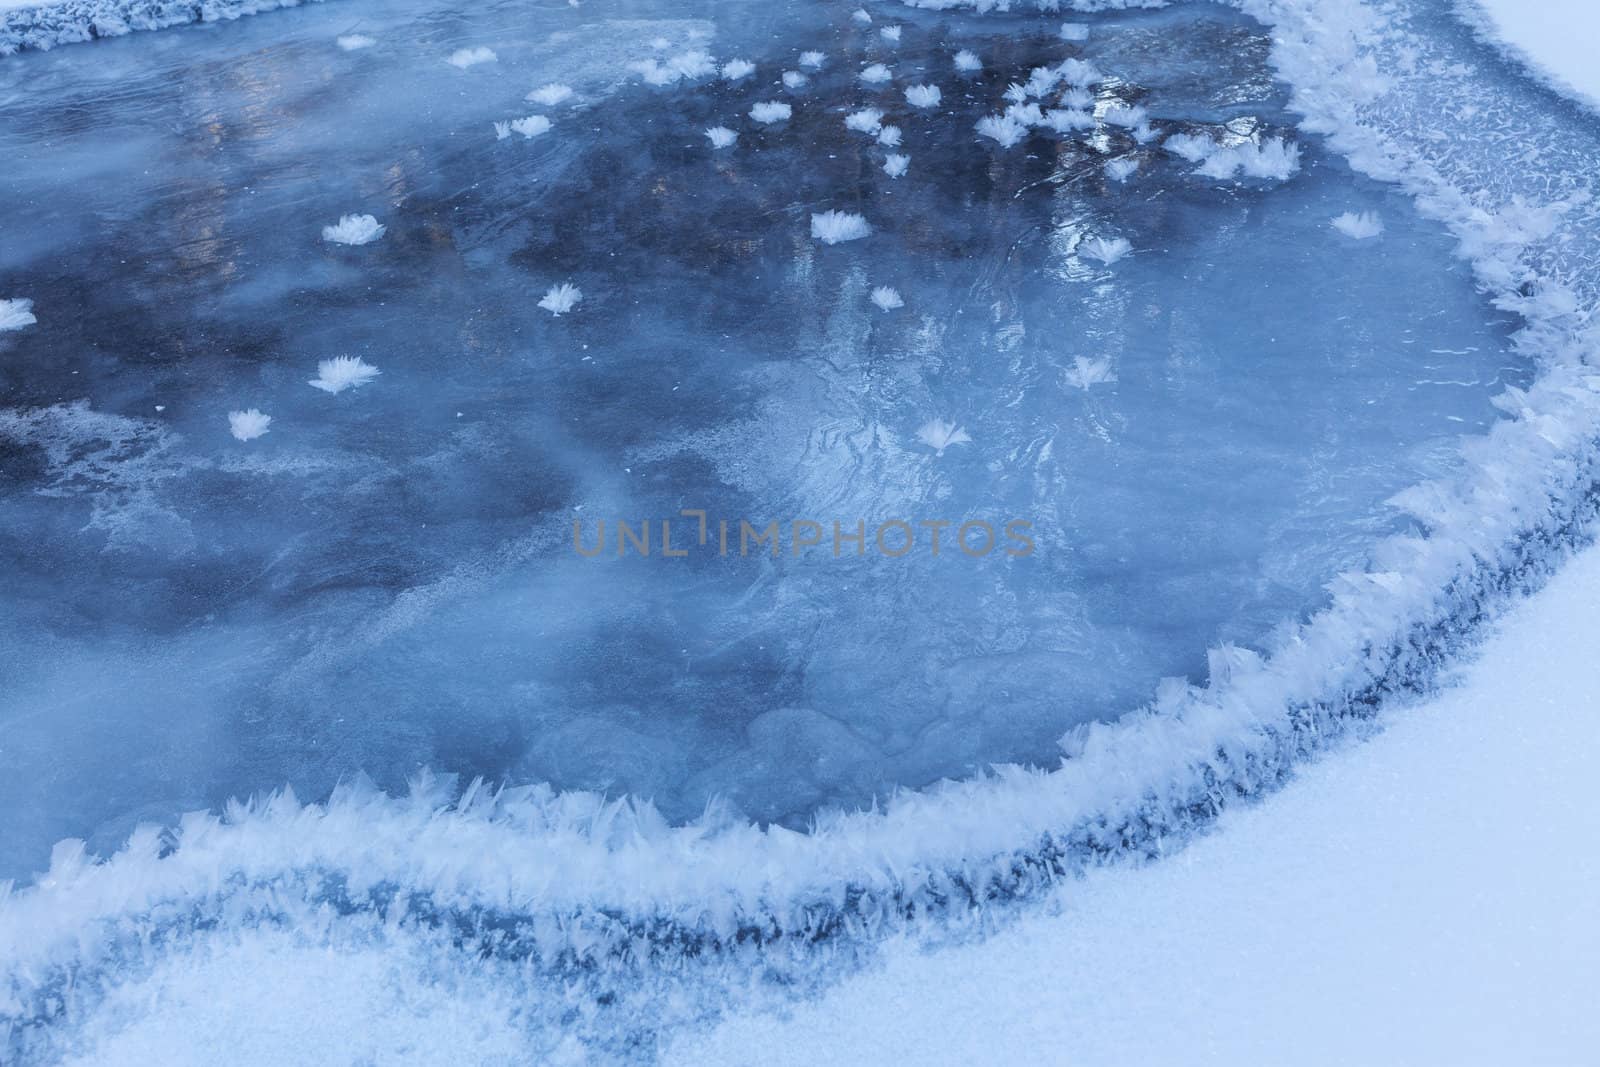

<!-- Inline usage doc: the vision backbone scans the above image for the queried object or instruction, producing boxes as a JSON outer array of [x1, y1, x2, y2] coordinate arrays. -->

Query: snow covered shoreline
[[0, 0, 325, 55], [6, 0, 1600, 1058], [1454, 0, 1600, 117]]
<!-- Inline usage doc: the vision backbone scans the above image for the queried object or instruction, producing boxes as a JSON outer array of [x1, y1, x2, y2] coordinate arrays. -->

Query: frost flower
[[811, 211, 871, 244], [783, 71, 808, 89], [954, 49, 981, 73], [881, 26, 901, 43], [705, 126, 738, 148], [870, 286, 903, 311], [309, 356, 380, 395], [860, 63, 892, 85], [1331, 211, 1384, 239], [526, 83, 573, 106], [510, 115, 552, 138], [845, 108, 884, 135], [905, 84, 941, 108], [750, 101, 792, 123], [877, 125, 902, 147], [1082, 236, 1132, 265], [228, 408, 272, 441], [799, 51, 826, 69], [883, 154, 909, 178], [1064, 356, 1116, 390], [539, 283, 583, 315], [722, 59, 755, 81], [337, 34, 375, 51], [322, 214, 385, 246], [917, 419, 971, 456], [447, 47, 497, 69], [976, 114, 1027, 148], [1104, 157, 1138, 182], [0, 298, 36, 331]]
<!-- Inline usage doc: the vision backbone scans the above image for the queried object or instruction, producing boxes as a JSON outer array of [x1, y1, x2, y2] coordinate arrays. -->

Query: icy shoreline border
[[1448, 0, 1600, 120], [0, 0, 325, 55], [7, 0, 1600, 1047]]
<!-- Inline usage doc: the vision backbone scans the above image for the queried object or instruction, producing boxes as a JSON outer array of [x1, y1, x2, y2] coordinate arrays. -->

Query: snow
[[1469, 0, 1600, 113], [672, 539, 1600, 1066]]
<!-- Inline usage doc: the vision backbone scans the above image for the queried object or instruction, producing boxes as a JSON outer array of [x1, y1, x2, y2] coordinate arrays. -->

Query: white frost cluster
[[799, 51, 825, 69], [309, 356, 381, 395], [336, 34, 375, 51], [954, 49, 981, 73], [1163, 132, 1214, 162], [1332, 211, 1384, 239], [705, 126, 738, 149], [1042, 109, 1094, 133], [447, 47, 497, 69], [783, 71, 808, 89], [883, 154, 910, 178], [905, 84, 941, 108], [976, 113, 1028, 148], [1059, 23, 1089, 41], [917, 419, 971, 456], [1103, 104, 1147, 129], [322, 214, 385, 246], [0, 298, 36, 332], [1060, 87, 1094, 110], [509, 115, 552, 139], [846, 108, 884, 134], [722, 58, 755, 81], [810, 211, 871, 244], [852, 8, 871, 23], [1064, 356, 1116, 390], [877, 125, 902, 147], [860, 63, 892, 85], [228, 408, 272, 441], [629, 51, 717, 86], [1104, 157, 1138, 182], [881, 26, 901, 43], [750, 101, 792, 124], [1196, 137, 1301, 181], [1082, 236, 1132, 265], [539, 283, 583, 316], [526, 83, 573, 106], [1058, 58, 1101, 87], [870, 286, 904, 311]]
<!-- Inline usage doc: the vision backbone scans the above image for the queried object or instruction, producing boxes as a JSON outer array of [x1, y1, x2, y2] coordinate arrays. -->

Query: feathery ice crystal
[[1082, 236, 1133, 265], [629, 51, 716, 86], [1058, 58, 1101, 87], [309, 356, 381, 395], [799, 51, 825, 69], [1196, 137, 1301, 181], [722, 59, 755, 81], [1060, 22, 1089, 41], [1043, 109, 1094, 133], [883, 154, 909, 178], [877, 125, 902, 147], [810, 211, 871, 245], [1060, 87, 1094, 110], [845, 108, 884, 135], [860, 63, 892, 85], [705, 126, 738, 149], [852, 8, 871, 23], [1163, 132, 1214, 162], [977, 114, 1028, 148], [916, 419, 971, 456], [0, 298, 36, 331], [870, 286, 904, 311], [322, 214, 385, 246], [336, 34, 375, 51], [447, 47, 496, 69], [905, 84, 941, 108], [1332, 211, 1384, 239], [783, 71, 808, 89], [509, 115, 552, 138], [539, 283, 583, 315], [228, 408, 272, 441], [1064, 356, 1116, 390], [1103, 104, 1147, 129], [526, 83, 573, 106], [1105, 157, 1139, 182], [880, 26, 901, 43], [750, 101, 792, 124], [954, 49, 981, 73]]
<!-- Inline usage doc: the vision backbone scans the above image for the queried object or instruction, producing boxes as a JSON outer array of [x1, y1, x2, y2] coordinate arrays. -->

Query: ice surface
[[0, 0, 1533, 885]]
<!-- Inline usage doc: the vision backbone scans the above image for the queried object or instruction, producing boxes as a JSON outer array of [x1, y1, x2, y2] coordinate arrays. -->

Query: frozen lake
[[0, 0, 1524, 877]]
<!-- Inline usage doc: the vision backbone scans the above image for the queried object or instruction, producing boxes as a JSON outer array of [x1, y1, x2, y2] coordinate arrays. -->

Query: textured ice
[[0, 296, 36, 330], [9, 0, 1600, 1054]]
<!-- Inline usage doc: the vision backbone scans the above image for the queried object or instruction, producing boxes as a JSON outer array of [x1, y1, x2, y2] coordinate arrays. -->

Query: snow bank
[[0, 0, 325, 55], [1456, 0, 1600, 116]]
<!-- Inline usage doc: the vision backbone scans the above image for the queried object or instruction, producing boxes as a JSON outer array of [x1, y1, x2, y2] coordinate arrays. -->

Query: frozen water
[[0, 0, 1529, 882]]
